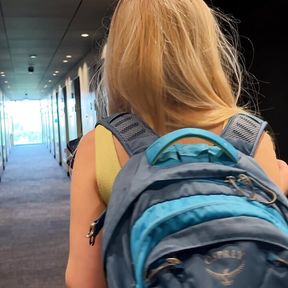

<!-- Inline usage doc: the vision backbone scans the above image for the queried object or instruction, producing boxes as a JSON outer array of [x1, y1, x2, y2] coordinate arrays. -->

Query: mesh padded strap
[[97, 112, 268, 158], [95, 113, 158, 204], [221, 113, 268, 156], [97, 113, 158, 156]]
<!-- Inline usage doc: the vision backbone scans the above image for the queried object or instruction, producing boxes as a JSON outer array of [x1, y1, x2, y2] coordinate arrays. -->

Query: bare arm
[[65, 130, 107, 288], [276, 159, 288, 195], [254, 132, 288, 195]]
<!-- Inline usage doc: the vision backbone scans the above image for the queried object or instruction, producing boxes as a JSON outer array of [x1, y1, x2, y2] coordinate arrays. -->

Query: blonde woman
[[65, 0, 288, 287]]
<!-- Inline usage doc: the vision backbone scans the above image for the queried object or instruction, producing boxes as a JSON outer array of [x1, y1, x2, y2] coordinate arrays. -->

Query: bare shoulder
[[72, 129, 96, 180], [79, 129, 95, 146], [255, 131, 276, 160], [76, 130, 95, 160], [254, 131, 281, 187]]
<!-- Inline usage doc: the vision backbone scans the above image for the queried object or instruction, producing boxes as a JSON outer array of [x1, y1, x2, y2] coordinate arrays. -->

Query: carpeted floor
[[0, 144, 70, 288]]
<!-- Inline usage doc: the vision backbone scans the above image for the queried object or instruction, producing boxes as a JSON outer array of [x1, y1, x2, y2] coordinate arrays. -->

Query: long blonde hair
[[104, 0, 249, 134]]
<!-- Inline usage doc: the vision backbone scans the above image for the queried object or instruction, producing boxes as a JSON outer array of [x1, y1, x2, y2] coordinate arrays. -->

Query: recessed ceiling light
[[55, 71, 59, 74], [4, 81, 8, 83], [1, 74, 5, 77], [0, 71, 4, 74], [48, 80, 52, 83], [53, 73, 57, 76], [63, 60, 69, 63], [30, 55, 37, 59], [81, 33, 89, 38], [66, 55, 72, 58]]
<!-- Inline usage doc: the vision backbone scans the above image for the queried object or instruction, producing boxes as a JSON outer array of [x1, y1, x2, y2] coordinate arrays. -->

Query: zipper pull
[[225, 176, 247, 196], [238, 174, 277, 205], [146, 257, 183, 283], [86, 222, 97, 246], [268, 253, 288, 267], [237, 174, 257, 200], [225, 174, 277, 205]]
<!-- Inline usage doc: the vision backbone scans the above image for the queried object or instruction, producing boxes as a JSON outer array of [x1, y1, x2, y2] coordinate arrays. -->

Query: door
[[51, 94, 56, 158], [55, 92, 62, 165], [74, 77, 83, 138]]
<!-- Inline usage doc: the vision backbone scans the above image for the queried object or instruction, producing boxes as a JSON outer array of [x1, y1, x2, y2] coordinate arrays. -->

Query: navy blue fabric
[[95, 112, 288, 288], [131, 194, 288, 287], [102, 145, 288, 287]]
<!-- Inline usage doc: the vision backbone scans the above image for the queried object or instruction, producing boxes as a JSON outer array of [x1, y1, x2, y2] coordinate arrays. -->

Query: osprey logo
[[204, 248, 245, 286]]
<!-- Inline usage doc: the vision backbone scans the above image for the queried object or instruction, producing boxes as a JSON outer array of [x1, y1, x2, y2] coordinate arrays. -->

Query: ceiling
[[0, 0, 114, 101], [1, 0, 287, 103]]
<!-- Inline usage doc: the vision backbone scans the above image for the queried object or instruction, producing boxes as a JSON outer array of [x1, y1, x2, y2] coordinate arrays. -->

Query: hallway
[[0, 144, 70, 288]]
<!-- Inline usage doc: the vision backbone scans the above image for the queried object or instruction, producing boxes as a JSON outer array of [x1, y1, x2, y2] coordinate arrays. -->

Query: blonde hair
[[104, 0, 249, 134]]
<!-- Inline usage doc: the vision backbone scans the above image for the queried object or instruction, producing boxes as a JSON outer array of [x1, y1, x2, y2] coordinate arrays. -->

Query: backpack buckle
[[86, 222, 97, 246], [86, 210, 106, 246]]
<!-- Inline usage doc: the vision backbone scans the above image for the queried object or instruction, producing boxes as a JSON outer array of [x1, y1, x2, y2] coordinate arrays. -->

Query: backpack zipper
[[136, 182, 286, 286], [134, 175, 283, 286]]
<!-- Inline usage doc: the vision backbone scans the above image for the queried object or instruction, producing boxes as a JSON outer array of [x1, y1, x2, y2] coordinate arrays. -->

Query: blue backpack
[[88, 112, 288, 288]]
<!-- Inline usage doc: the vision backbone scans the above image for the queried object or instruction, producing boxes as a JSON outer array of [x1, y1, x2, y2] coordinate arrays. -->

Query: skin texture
[[277, 160, 288, 192], [65, 130, 107, 288], [65, 124, 288, 288]]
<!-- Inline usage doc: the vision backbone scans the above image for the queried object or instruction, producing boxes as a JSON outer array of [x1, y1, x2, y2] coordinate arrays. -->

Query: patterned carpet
[[0, 144, 70, 288]]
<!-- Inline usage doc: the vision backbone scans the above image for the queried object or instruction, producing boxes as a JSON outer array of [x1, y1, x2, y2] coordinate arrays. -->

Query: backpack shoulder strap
[[221, 113, 268, 157], [97, 112, 158, 156], [95, 113, 158, 204]]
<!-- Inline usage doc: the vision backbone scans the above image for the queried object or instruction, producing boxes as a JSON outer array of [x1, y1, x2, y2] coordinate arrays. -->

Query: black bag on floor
[[66, 137, 81, 174]]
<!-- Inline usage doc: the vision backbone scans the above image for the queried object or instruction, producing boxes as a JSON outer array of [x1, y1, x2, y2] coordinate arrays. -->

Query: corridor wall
[[42, 50, 102, 175]]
